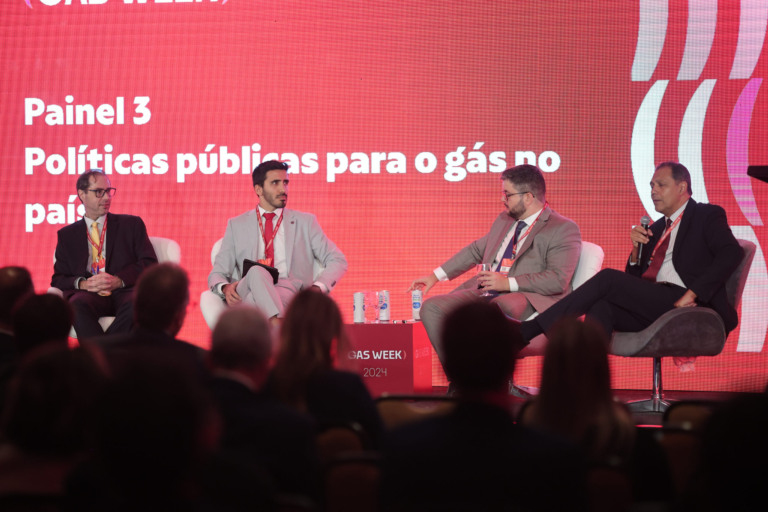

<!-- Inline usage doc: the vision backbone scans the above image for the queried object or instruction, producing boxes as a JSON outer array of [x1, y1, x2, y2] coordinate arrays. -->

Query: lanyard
[[648, 211, 683, 263], [86, 216, 108, 260], [256, 209, 284, 259]]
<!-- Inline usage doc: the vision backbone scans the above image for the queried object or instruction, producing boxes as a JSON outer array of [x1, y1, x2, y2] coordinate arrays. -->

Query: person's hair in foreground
[[526, 317, 634, 463], [209, 306, 272, 378], [270, 289, 350, 409], [442, 301, 523, 395], [12, 294, 73, 356], [1, 347, 106, 456], [133, 262, 189, 334], [0, 266, 33, 328]]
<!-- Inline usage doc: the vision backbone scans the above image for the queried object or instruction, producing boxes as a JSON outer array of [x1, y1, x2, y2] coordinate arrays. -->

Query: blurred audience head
[[12, 293, 73, 356], [538, 317, 612, 407], [134, 262, 189, 336], [209, 306, 272, 387], [529, 317, 633, 463], [442, 301, 522, 395], [279, 288, 346, 370], [697, 393, 768, 511], [0, 266, 33, 331], [1, 347, 106, 456], [272, 289, 349, 407], [92, 354, 219, 495]]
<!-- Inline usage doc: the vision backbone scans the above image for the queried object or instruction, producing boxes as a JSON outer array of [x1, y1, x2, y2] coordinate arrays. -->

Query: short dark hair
[[12, 294, 73, 355], [76, 169, 107, 192], [442, 302, 523, 393], [501, 164, 546, 201], [134, 263, 189, 331], [656, 161, 692, 196], [1, 347, 106, 456], [0, 266, 33, 326], [252, 160, 289, 188]]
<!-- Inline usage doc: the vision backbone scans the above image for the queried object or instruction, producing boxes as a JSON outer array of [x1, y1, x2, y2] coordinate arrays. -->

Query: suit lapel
[[512, 206, 551, 264], [105, 213, 116, 273], [250, 210, 262, 261], [282, 209, 296, 270], [672, 199, 696, 268], [486, 214, 515, 264], [74, 219, 90, 272]]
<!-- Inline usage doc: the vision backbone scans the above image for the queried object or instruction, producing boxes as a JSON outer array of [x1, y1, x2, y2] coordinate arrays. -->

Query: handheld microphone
[[637, 215, 651, 261]]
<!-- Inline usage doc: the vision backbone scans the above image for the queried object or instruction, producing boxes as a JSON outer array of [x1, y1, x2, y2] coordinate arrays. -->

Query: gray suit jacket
[[208, 208, 347, 294], [441, 206, 582, 312]]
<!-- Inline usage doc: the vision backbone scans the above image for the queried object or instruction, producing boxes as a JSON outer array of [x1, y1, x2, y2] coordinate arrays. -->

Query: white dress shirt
[[434, 208, 543, 291]]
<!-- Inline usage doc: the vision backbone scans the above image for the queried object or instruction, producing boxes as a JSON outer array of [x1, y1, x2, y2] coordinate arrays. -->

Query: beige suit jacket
[[208, 208, 347, 294], [440, 206, 581, 312]]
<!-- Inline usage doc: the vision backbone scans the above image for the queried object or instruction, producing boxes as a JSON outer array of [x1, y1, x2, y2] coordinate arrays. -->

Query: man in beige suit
[[408, 164, 581, 365], [209, 160, 347, 325]]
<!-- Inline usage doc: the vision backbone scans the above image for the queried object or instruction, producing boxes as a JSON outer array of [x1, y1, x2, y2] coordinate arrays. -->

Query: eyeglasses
[[502, 191, 529, 201], [86, 187, 117, 198]]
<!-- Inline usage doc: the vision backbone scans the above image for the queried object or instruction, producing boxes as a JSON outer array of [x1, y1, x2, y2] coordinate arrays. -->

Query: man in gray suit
[[408, 164, 581, 365], [208, 160, 347, 325]]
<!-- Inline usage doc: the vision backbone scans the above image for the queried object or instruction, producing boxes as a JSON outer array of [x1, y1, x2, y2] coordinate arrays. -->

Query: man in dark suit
[[208, 306, 318, 500], [521, 161, 744, 342], [51, 170, 157, 339], [408, 164, 581, 365], [94, 263, 207, 377]]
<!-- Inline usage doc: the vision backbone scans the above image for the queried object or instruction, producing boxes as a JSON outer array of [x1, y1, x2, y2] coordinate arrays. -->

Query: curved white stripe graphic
[[727, 78, 763, 226], [632, 80, 668, 219], [632, 0, 668, 81], [677, 0, 718, 80], [730, 0, 768, 79], [678, 79, 715, 204], [731, 226, 768, 352]]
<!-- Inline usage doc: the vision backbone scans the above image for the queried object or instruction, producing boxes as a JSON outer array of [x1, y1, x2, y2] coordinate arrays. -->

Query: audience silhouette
[[268, 288, 383, 444], [0, 264, 761, 511]]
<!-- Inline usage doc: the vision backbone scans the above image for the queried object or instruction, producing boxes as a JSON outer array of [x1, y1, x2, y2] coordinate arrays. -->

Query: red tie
[[642, 218, 673, 282], [263, 212, 276, 265]]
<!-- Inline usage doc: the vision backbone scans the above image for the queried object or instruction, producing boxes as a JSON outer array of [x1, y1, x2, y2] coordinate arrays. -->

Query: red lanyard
[[507, 203, 547, 261], [648, 211, 683, 262], [256, 209, 284, 257], [86, 216, 108, 259]]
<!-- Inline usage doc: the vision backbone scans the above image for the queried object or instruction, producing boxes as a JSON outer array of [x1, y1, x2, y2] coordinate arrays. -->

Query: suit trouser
[[421, 288, 536, 366], [530, 268, 687, 339], [237, 266, 300, 318], [69, 289, 134, 340]]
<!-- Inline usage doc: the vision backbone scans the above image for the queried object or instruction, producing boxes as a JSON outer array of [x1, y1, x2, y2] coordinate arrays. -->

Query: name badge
[[499, 258, 514, 273]]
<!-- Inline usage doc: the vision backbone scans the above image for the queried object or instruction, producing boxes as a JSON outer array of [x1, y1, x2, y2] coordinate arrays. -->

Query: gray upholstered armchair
[[610, 239, 756, 413]]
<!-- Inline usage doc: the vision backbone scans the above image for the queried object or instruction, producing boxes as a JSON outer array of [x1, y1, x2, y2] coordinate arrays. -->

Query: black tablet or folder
[[242, 259, 279, 284]]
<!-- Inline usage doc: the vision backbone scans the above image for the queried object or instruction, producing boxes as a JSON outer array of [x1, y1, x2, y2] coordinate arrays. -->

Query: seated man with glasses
[[408, 164, 581, 374], [51, 169, 157, 339]]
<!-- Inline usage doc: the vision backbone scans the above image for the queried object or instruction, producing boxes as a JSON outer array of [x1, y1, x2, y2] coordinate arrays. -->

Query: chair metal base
[[624, 396, 670, 414], [623, 356, 670, 413]]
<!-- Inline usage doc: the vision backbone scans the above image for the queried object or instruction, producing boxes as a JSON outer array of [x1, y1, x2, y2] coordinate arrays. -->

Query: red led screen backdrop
[[2, 1, 766, 391]]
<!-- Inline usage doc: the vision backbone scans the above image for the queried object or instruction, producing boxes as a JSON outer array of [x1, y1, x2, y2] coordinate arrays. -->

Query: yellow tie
[[91, 221, 102, 273]]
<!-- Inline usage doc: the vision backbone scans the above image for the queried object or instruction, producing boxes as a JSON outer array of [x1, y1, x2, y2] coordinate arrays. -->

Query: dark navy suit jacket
[[51, 213, 157, 295], [626, 199, 743, 333]]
